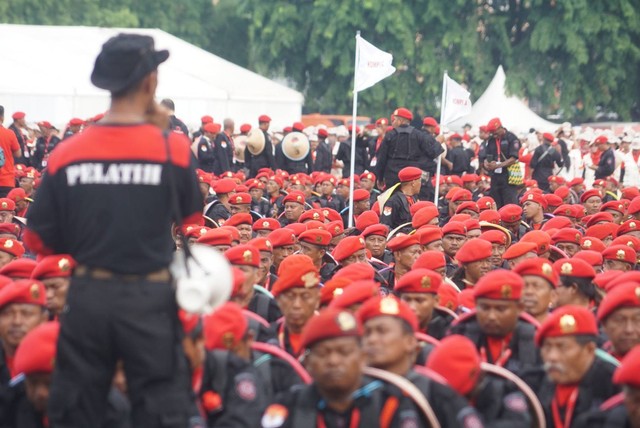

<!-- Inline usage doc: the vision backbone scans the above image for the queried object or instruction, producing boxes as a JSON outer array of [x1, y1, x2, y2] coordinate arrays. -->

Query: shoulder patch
[[200, 145, 208, 152], [383, 206, 392, 216], [235, 373, 257, 401], [261, 404, 288, 428], [461, 412, 484, 428], [504, 392, 528, 413]]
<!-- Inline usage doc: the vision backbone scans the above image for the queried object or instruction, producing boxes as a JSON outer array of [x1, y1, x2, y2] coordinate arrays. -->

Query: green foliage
[[2, 0, 639, 121]]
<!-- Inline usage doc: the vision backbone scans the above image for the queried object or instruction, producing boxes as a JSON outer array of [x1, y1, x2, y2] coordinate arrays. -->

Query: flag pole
[[434, 71, 447, 204], [347, 31, 360, 228]]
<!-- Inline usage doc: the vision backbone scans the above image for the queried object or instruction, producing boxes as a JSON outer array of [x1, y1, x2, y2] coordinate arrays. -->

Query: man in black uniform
[[196, 123, 224, 174], [245, 115, 276, 178], [216, 118, 236, 172], [591, 135, 616, 180], [32, 122, 61, 171], [336, 126, 369, 178], [374, 107, 443, 188], [312, 128, 332, 173], [297, 229, 337, 283], [483, 117, 521, 208], [63, 118, 84, 140], [443, 133, 473, 176], [530, 132, 563, 192], [9, 111, 27, 166], [25, 34, 204, 427], [380, 166, 422, 233], [160, 98, 189, 136]]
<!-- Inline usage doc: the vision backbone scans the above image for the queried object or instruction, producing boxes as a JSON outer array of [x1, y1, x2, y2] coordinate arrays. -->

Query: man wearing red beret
[[378, 234, 421, 289], [312, 128, 332, 174], [530, 132, 564, 192], [281, 191, 306, 226], [525, 305, 620, 428], [298, 229, 337, 283], [341, 188, 370, 228], [270, 255, 321, 357], [597, 282, 640, 362], [361, 224, 392, 265], [374, 107, 444, 192], [31, 254, 76, 317], [380, 166, 423, 233], [513, 258, 558, 324], [228, 192, 252, 216], [204, 178, 235, 225], [442, 221, 468, 276], [482, 117, 521, 208], [359, 172, 381, 207], [196, 122, 229, 175], [357, 296, 482, 426], [552, 258, 597, 309], [268, 229, 296, 276], [261, 307, 419, 427], [521, 192, 548, 230], [498, 204, 528, 241], [450, 238, 492, 291], [449, 270, 541, 374], [602, 245, 637, 272]]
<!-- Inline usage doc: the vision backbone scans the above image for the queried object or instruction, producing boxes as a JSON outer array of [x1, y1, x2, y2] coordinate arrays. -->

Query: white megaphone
[[170, 244, 233, 314]]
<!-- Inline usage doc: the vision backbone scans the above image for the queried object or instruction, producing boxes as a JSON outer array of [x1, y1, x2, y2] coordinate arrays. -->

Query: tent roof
[[450, 66, 558, 133]]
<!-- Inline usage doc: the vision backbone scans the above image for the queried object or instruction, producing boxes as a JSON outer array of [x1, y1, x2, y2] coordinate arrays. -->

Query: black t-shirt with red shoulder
[[25, 124, 203, 274]]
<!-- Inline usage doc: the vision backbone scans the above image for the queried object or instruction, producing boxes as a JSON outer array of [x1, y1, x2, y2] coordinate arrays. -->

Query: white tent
[[449, 65, 558, 133], [0, 24, 304, 130]]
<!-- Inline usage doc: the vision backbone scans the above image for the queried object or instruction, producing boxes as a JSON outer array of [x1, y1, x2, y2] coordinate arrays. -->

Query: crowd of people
[[0, 32, 640, 428]]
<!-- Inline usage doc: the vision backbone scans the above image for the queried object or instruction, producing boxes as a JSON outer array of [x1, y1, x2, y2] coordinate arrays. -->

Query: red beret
[[12, 112, 25, 120], [398, 167, 422, 182], [601, 200, 626, 214], [474, 270, 523, 300], [520, 231, 551, 254], [450, 189, 472, 203], [498, 204, 522, 223], [272, 254, 320, 297], [230, 192, 251, 205], [486, 117, 502, 133], [375, 118, 389, 126], [456, 201, 479, 214], [548, 175, 566, 185], [551, 228, 582, 245], [298, 229, 332, 247], [520, 192, 548, 209], [320, 277, 351, 306], [553, 204, 577, 218], [456, 238, 492, 264], [580, 236, 606, 252], [502, 241, 538, 260], [442, 221, 466, 236], [333, 263, 376, 282], [68, 118, 84, 127], [393, 107, 413, 121], [412, 206, 440, 229], [355, 211, 379, 231], [594, 271, 623, 292], [602, 245, 636, 265], [568, 177, 584, 187], [239, 124, 251, 134], [0, 259, 37, 279], [513, 257, 558, 287], [224, 244, 259, 268], [422, 117, 438, 127], [394, 268, 441, 294], [628, 197, 640, 215], [585, 223, 618, 240], [253, 218, 280, 232], [203, 302, 248, 351], [0, 238, 24, 258], [332, 236, 366, 263], [322, 208, 342, 223], [201, 115, 213, 124], [284, 222, 307, 237], [0, 223, 20, 238], [415, 226, 443, 246], [326, 220, 345, 238], [7, 188, 32, 204], [446, 175, 464, 187], [0, 279, 46, 308], [541, 217, 572, 232], [581, 189, 602, 203], [0, 199, 15, 211], [299, 209, 325, 223], [573, 250, 603, 267], [212, 178, 236, 195], [461, 173, 479, 183], [196, 228, 233, 247], [612, 235, 640, 250], [203, 123, 221, 134], [535, 305, 598, 346], [181, 224, 209, 239], [282, 191, 305, 206], [301, 308, 362, 349], [617, 219, 640, 237], [31, 255, 75, 280], [542, 133, 555, 142], [386, 234, 420, 252], [247, 237, 272, 253], [360, 172, 376, 182], [595, 135, 609, 145], [479, 230, 509, 246], [477, 196, 496, 211], [361, 224, 388, 239], [357, 295, 418, 332], [413, 250, 446, 270], [597, 282, 640, 322], [585, 212, 615, 228], [614, 345, 640, 387], [426, 335, 481, 396], [317, 128, 328, 138], [478, 210, 500, 224], [553, 258, 596, 278], [329, 280, 380, 310], [291, 122, 304, 132], [13, 321, 59, 376], [224, 213, 252, 228], [267, 229, 296, 248], [544, 194, 563, 208], [353, 189, 370, 202], [258, 114, 271, 123]]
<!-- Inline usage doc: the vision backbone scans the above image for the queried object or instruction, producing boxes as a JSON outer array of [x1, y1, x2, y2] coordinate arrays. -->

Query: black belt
[[74, 265, 171, 282]]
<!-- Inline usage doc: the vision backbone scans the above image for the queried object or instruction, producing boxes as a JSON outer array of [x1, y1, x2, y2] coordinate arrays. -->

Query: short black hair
[[574, 334, 597, 346], [160, 99, 175, 111], [559, 275, 596, 299]]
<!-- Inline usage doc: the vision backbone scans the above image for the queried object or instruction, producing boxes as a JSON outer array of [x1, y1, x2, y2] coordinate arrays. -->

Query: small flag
[[441, 73, 472, 126], [355, 35, 396, 92]]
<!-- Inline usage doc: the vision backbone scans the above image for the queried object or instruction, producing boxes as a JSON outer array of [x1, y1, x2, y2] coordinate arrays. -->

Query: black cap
[[91, 33, 169, 94]]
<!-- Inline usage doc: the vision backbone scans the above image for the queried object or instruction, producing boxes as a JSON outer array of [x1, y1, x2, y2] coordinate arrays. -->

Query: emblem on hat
[[58, 258, 71, 272], [560, 262, 572, 275], [527, 194, 533, 200], [359, 237, 365, 245], [583, 239, 592, 249], [559, 314, 577, 334], [333, 288, 344, 297], [575, 234, 580, 242], [315, 236, 322, 244], [501, 285, 512, 299], [421, 276, 431, 289], [200, 228, 207, 235], [635, 287, 640, 300], [243, 250, 253, 263], [334, 226, 340, 234], [222, 332, 235, 349], [296, 196, 302, 203], [186, 226, 194, 233], [262, 221, 269, 228], [312, 212, 320, 220], [617, 249, 626, 260], [1, 202, 6, 209], [380, 297, 399, 315], [336, 311, 356, 331], [30, 283, 40, 300], [542, 263, 553, 276], [301, 272, 319, 288], [236, 196, 243, 203], [266, 240, 272, 248], [631, 222, 637, 229]]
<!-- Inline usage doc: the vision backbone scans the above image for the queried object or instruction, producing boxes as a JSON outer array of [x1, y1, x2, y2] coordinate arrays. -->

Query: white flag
[[354, 35, 395, 92], [441, 74, 472, 126]]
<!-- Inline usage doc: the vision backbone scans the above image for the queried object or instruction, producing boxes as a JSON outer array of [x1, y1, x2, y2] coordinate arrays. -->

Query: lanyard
[[551, 388, 579, 428], [316, 408, 360, 428], [495, 138, 502, 160], [278, 322, 300, 357]]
